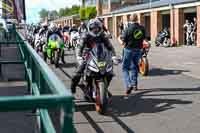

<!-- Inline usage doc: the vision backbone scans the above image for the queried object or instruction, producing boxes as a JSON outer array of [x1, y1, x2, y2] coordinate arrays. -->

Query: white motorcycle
[[35, 33, 47, 53], [70, 31, 80, 50]]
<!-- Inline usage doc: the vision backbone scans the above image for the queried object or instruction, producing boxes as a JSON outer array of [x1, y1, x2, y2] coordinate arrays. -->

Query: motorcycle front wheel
[[54, 50, 60, 68], [96, 81, 108, 115], [163, 38, 171, 47], [139, 56, 149, 76]]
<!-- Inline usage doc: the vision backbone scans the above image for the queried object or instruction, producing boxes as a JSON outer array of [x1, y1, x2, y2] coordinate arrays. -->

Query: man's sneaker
[[125, 87, 133, 96], [133, 85, 138, 91]]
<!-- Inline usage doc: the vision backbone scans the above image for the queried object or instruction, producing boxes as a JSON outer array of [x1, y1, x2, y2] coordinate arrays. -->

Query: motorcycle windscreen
[[48, 34, 61, 49], [91, 43, 109, 61], [91, 43, 113, 73]]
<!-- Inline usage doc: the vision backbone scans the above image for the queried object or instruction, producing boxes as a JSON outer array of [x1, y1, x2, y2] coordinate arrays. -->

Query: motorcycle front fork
[[86, 77, 112, 100]]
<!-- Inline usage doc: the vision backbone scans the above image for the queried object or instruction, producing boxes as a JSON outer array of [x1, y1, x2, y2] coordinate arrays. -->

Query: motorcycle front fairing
[[86, 43, 114, 79], [48, 34, 64, 49], [71, 31, 80, 41]]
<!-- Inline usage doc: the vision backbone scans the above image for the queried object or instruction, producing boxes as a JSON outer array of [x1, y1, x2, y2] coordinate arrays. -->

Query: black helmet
[[87, 19, 103, 37]]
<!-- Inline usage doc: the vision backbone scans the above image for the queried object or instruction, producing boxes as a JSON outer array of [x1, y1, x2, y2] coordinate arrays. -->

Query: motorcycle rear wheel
[[139, 56, 149, 76]]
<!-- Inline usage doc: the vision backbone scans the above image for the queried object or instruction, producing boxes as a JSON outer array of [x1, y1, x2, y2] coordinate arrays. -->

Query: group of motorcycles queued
[[25, 24, 151, 115], [26, 26, 80, 68]]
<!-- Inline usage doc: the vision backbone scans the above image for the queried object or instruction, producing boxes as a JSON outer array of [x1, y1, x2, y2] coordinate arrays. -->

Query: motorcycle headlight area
[[88, 61, 107, 73], [97, 61, 106, 68]]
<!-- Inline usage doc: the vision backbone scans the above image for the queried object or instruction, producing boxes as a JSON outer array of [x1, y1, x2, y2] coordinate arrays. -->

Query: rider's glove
[[77, 56, 84, 65], [112, 56, 120, 65]]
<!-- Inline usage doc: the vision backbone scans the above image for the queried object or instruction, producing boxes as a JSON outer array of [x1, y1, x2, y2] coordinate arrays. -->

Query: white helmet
[[87, 19, 103, 37]]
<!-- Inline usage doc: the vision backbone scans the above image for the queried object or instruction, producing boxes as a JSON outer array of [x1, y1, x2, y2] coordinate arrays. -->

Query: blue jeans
[[122, 48, 142, 89]]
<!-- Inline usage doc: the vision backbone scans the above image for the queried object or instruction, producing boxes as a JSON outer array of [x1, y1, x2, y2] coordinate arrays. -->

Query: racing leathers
[[78, 25, 87, 37], [39, 26, 48, 36], [184, 22, 194, 45], [70, 32, 116, 94]]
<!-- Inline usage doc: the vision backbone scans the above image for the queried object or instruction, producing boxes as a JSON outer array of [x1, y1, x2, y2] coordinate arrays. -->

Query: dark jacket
[[46, 29, 63, 42], [77, 32, 116, 57], [63, 26, 70, 32], [39, 27, 48, 36], [69, 27, 78, 34], [121, 23, 145, 49]]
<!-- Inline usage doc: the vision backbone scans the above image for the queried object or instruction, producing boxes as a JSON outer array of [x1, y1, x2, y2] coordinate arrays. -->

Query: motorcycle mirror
[[113, 55, 122, 65]]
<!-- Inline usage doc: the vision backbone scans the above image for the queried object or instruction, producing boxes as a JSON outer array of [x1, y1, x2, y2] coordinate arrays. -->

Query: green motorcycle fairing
[[44, 34, 65, 58]]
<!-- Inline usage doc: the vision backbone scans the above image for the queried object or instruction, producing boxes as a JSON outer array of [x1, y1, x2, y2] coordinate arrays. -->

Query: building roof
[[108, 0, 197, 15]]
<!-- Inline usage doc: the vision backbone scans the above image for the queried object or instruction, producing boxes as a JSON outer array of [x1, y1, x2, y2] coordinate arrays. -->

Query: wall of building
[[101, 2, 200, 47], [53, 1, 200, 47]]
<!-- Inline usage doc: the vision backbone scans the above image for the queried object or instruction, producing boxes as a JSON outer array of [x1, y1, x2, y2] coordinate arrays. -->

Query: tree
[[59, 8, 66, 17], [39, 9, 49, 20], [80, 6, 97, 20], [85, 6, 97, 19], [49, 10, 59, 20], [38, 5, 80, 21], [80, 8, 86, 20]]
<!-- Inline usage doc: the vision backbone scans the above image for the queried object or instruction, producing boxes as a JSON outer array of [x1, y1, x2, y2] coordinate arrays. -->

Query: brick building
[[53, 0, 200, 46], [51, 14, 80, 27], [98, 0, 200, 46]]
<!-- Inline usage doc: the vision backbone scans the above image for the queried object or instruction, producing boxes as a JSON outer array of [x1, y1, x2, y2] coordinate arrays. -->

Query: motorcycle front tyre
[[55, 51, 60, 68], [43, 51, 47, 62], [96, 81, 108, 115]]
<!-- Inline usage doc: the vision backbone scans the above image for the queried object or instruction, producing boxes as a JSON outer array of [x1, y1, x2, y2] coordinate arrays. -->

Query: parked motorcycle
[[139, 40, 151, 76], [155, 28, 171, 47], [27, 32, 35, 48], [35, 33, 46, 53], [43, 34, 65, 68]]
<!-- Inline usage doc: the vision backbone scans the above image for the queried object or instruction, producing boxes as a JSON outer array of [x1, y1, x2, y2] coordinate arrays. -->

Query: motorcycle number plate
[[97, 62, 106, 68]]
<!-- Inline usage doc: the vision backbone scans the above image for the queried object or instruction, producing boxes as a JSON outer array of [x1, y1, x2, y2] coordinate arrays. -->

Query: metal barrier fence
[[0, 28, 74, 133]]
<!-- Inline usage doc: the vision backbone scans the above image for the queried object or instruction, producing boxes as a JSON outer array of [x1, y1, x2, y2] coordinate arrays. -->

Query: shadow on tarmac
[[148, 68, 190, 76]]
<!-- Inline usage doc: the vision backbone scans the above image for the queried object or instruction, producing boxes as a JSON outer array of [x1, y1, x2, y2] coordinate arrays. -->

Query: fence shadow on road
[[109, 87, 198, 117], [74, 106, 136, 133], [148, 68, 190, 76], [58, 62, 77, 68]]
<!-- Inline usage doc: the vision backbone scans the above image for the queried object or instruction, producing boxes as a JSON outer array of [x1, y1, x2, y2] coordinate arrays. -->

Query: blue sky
[[26, 0, 80, 23]]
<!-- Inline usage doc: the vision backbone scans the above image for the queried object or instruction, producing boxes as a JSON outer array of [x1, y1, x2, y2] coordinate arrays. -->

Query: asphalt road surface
[[51, 46, 200, 133]]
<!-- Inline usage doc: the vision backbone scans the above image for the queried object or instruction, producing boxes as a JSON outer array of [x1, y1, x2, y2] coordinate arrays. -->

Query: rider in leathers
[[38, 23, 48, 37], [46, 23, 65, 63], [184, 20, 194, 45], [78, 21, 88, 37], [46, 23, 63, 42], [70, 19, 117, 94]]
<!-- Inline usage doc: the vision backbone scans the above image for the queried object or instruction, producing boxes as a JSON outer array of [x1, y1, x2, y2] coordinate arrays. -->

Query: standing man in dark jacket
[[121, 14, 146, 96]]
